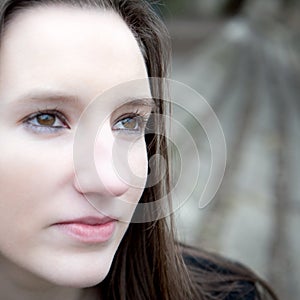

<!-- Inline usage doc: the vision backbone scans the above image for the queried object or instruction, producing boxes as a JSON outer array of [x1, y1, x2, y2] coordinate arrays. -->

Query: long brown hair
[[0, 1, 278, 299]]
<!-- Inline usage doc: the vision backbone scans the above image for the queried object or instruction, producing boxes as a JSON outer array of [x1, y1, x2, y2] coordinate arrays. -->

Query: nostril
[[73, 167, 129, 198], [73, 176, 85, 194], [107, 184, 129, 197], [97, 173, 130, 197]]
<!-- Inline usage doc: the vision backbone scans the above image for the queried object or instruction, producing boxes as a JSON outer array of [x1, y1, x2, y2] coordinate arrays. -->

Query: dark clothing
[[183, 251, 258, 300]]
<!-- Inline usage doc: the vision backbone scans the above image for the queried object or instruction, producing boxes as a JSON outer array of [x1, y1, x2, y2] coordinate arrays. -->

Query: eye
[[112, 114, 147, 134], [23, 110, 69, 133]]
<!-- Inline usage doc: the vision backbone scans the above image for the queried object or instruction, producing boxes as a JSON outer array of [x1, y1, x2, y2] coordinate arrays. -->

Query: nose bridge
[[94, 125, 115, 179], [74, 122, 129, 197]]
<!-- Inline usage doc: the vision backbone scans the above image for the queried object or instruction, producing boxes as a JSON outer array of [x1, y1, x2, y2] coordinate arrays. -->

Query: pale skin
[[0, 5, 151, 300]]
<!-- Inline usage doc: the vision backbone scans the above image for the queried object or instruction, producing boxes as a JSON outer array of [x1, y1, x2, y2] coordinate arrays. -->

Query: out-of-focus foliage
[[161, 0, 300, 20]]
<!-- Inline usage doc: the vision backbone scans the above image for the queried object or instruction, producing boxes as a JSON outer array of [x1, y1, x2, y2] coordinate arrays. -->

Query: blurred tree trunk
[[222, 0, 248, 16]]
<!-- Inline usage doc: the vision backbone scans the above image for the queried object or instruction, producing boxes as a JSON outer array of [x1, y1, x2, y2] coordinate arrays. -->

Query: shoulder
[[180, 244, 259, 300]]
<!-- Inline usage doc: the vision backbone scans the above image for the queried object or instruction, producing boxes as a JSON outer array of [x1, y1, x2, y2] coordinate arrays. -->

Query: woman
[[0, 0, 278, 299]]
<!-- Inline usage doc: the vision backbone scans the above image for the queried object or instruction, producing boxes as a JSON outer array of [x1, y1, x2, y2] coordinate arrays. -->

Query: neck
[[0, 285, 96, 300], [0, 256, 100, 300]]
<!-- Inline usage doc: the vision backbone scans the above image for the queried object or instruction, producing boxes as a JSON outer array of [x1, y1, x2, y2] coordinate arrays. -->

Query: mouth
[[53, 216, 117, 244]]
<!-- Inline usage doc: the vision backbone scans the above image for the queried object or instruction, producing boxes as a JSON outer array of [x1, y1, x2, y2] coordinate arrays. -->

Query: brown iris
[[36, 114, 56, 126], [121, 117, 138, 130]]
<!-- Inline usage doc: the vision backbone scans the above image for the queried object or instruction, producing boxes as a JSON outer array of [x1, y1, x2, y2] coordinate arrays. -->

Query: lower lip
[[55, 221, 116, 243]]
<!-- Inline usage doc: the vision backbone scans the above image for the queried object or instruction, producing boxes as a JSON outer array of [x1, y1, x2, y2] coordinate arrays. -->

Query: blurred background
[[152, 0, 299, 299]]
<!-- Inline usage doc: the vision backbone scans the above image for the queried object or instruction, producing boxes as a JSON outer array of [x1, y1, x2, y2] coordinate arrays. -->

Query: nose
[[73, 122, 130, 198]]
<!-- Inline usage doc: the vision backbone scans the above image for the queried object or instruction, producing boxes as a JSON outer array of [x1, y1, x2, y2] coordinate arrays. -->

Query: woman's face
[[0, 6, 150, 288]]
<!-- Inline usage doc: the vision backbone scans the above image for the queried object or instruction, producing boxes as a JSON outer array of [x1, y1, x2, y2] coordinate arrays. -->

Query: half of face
[[0, 4, 151, 289]]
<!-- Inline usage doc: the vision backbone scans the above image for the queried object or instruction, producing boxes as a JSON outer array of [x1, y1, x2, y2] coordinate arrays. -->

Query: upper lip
[[55, 216, 115, 225]]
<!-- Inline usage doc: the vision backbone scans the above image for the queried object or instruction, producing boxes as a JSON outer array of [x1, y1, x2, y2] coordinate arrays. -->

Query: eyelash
[[22, 109, 150, 135], [112, 112, 149, 135], [22, 109, 70, 134]]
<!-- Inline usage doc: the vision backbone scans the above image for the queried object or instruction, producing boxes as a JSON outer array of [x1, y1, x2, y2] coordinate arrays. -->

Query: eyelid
[[113, 110, 150, 123], [112, 112, 150, 133], [21, 108, 66, 121], [21, 109, 70, 133], [111, 99, 153, 121]]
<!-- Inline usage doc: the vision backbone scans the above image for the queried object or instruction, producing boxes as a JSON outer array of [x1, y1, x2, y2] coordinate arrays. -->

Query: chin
[[54, 254, 115, 287], [59, 273, 106, 288], [18, 248, 116, 290], [42, 263, 111, 288]]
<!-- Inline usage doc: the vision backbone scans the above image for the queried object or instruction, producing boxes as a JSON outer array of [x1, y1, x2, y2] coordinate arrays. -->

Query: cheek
[[0, 142, 39, 222], [0, 135, 70, 241], [111, 135, 148, 194], [129, 140, 148, 177], [0, 149, 41, 256], [127, 138, 148, 194]]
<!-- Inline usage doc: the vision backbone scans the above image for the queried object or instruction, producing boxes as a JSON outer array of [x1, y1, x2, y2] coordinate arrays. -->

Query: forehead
[[0, 5, 148, 103], [4, 5, 132, 43]]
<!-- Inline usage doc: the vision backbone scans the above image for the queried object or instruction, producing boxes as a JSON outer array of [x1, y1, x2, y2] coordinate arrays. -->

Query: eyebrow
[[120, 97, 156, 110], [10, 89, 82, 107], [9, 89, 156, 111]]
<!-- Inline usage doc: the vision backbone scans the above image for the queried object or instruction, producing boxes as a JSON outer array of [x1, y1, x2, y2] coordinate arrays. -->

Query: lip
[[54, 216, 116, 243]]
